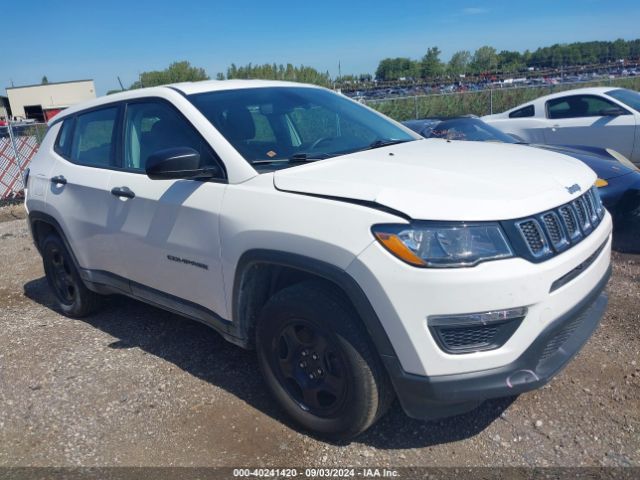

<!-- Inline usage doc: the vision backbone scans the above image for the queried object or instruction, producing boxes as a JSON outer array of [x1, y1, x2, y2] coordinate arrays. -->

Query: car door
[[543, 94, 636, 158], [46, 105, 125, 276], [107, 99, 229, 318]]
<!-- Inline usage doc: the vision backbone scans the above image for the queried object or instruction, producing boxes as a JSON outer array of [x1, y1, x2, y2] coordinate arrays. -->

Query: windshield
[[188, 87, 416, 170], [424, 118, 517, 143], [606, 88, 640, 113]]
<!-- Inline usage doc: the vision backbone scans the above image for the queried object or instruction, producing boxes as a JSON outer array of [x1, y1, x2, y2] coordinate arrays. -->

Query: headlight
[[372, 223, 513, 268]]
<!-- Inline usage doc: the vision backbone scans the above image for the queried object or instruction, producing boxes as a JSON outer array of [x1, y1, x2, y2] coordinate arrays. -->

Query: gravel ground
[[0, 206, 638, 468]]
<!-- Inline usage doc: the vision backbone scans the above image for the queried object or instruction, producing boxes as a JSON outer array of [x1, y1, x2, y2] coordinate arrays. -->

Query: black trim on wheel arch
[[233, 250, 399, 359], [29, 212, 84, 273], [385, 265, 611, 421]]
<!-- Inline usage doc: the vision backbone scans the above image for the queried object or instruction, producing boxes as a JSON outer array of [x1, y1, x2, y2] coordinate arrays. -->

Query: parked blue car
[[403, 117, 640, 227]]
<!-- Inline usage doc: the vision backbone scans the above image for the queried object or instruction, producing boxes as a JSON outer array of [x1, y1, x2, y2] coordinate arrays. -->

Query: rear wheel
[[41, 234, 101, 317], [256, 280, 393, 438]]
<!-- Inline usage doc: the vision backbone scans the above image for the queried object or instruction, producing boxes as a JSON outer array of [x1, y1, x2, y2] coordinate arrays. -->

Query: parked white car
[[483, 87, 640, 165], [25, 80, 612, 438]]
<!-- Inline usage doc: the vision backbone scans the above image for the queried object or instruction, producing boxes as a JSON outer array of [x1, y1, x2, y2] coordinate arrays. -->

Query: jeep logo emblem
[[565, 184, 581, 194]]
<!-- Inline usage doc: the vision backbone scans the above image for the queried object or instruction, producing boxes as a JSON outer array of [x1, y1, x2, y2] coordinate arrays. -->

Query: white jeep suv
[[25, 80, 612, 438]]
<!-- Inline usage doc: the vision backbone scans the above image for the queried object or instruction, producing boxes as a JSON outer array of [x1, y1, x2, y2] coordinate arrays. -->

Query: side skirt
[[80, 269, 248, 348]]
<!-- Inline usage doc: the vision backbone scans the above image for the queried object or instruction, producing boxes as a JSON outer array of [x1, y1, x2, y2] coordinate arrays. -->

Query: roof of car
[[169, 79, 316, 95], [49, 79, 324, 125]]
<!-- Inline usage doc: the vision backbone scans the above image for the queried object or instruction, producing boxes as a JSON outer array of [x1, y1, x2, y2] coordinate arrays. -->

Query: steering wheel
[[309, 136, 333, 151]]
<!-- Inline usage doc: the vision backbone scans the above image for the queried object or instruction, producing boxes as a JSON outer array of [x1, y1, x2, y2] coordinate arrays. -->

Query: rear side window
[[54, 118, 74, 157], [509, 105, 534, 118], [70, 107, 119, 167]]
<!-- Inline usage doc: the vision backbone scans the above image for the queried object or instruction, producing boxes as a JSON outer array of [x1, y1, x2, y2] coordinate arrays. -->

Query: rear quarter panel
[[25, 123, 58, 216]]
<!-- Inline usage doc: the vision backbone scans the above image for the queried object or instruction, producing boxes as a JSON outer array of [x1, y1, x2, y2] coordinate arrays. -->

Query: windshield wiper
[[287, 152, 333, 163], [250, 152, 333, 166], [366, 139, 412, 150]]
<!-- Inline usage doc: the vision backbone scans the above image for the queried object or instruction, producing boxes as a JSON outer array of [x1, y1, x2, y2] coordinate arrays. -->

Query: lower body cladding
[[346, 213, 612, 420]]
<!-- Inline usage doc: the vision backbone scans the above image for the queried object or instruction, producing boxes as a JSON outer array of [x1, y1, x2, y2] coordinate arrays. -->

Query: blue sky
[[3, 0, 639, 95]]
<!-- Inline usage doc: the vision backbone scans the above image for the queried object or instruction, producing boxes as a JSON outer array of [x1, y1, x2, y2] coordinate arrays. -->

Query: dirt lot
[[0, 206, 638, 468]]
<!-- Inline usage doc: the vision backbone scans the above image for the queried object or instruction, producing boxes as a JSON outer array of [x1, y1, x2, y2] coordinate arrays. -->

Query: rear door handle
[[50, 175, 67, 185], [110, 186, 135, 199]]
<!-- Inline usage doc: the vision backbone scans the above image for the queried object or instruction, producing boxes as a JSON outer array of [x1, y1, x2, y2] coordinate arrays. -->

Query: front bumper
[[347, 214, 612, 377], [383, 265, 610, 420]]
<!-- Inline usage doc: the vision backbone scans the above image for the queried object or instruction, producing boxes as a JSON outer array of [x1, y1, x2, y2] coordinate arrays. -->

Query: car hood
[[530, 144, 634, 180], [273, 139, 596, 221]]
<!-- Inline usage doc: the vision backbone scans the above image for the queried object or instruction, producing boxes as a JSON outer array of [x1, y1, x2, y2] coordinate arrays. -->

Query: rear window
[[509, 105, 534, 118], [70, 107, 119, 167]]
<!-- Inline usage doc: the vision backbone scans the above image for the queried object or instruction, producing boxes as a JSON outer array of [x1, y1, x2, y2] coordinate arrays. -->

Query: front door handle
[[110, 186, 135, 199], [50, 175, 67, 185]]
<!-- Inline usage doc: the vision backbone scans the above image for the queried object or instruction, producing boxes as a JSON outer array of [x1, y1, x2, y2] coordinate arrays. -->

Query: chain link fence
[[0, 123, 47, 200], [363, 76, 640, 121]]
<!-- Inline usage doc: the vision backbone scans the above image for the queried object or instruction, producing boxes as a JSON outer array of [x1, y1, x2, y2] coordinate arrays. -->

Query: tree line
[[108, 38, 640, 94], [375, 39, 640, 81]]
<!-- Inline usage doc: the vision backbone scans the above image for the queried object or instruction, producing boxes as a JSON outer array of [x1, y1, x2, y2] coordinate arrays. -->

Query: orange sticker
[[266, 150, 276, 158]]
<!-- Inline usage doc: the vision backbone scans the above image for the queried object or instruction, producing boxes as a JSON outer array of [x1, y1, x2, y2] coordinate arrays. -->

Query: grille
[[514, 188, 603, 261], [439, 324, 500, 350], [430, 316, 524, 354]]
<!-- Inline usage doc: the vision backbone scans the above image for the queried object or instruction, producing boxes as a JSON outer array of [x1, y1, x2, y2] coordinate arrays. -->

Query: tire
[[41, 233, 102, 317], [256, 280, 394, 438]]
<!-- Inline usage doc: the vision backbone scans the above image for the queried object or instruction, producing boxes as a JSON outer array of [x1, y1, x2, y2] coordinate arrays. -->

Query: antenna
[[117, 76, 125, 91]]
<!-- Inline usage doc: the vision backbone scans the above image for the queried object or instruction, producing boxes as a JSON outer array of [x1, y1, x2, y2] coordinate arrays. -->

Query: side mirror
[[145, 147, 219, 180], [599, 107, 627, 117]]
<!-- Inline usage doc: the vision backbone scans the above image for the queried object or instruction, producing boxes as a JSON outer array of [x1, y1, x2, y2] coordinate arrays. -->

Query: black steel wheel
[[256, 280, 393, 438], [42, 234, 101, 317], [272, 320, 350, 418]]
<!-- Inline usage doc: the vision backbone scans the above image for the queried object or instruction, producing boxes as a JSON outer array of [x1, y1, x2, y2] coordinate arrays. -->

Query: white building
[[6, 79, 96, 122]]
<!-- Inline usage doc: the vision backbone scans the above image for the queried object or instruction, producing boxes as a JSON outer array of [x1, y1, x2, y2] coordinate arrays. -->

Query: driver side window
[[546, 95, 628, 120], [123, 101, 218, 172]]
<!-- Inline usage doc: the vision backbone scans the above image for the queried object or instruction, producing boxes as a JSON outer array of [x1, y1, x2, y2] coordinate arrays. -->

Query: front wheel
[[256, 280, 393, 438]]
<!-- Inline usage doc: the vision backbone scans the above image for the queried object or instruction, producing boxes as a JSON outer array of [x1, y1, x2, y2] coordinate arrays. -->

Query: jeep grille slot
[[573, 196, 591, 233], [516, 220, 549, 257], [559, 205, 581, 241], [541, 212, 567, 249]]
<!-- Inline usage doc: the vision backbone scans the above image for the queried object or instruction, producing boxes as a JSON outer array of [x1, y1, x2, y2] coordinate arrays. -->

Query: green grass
[[365, 77, 640, 121]]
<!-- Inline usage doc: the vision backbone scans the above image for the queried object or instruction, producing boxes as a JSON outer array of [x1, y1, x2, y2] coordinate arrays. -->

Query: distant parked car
[[482, 87, 640, 166], [403, 116, 640, 225]]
